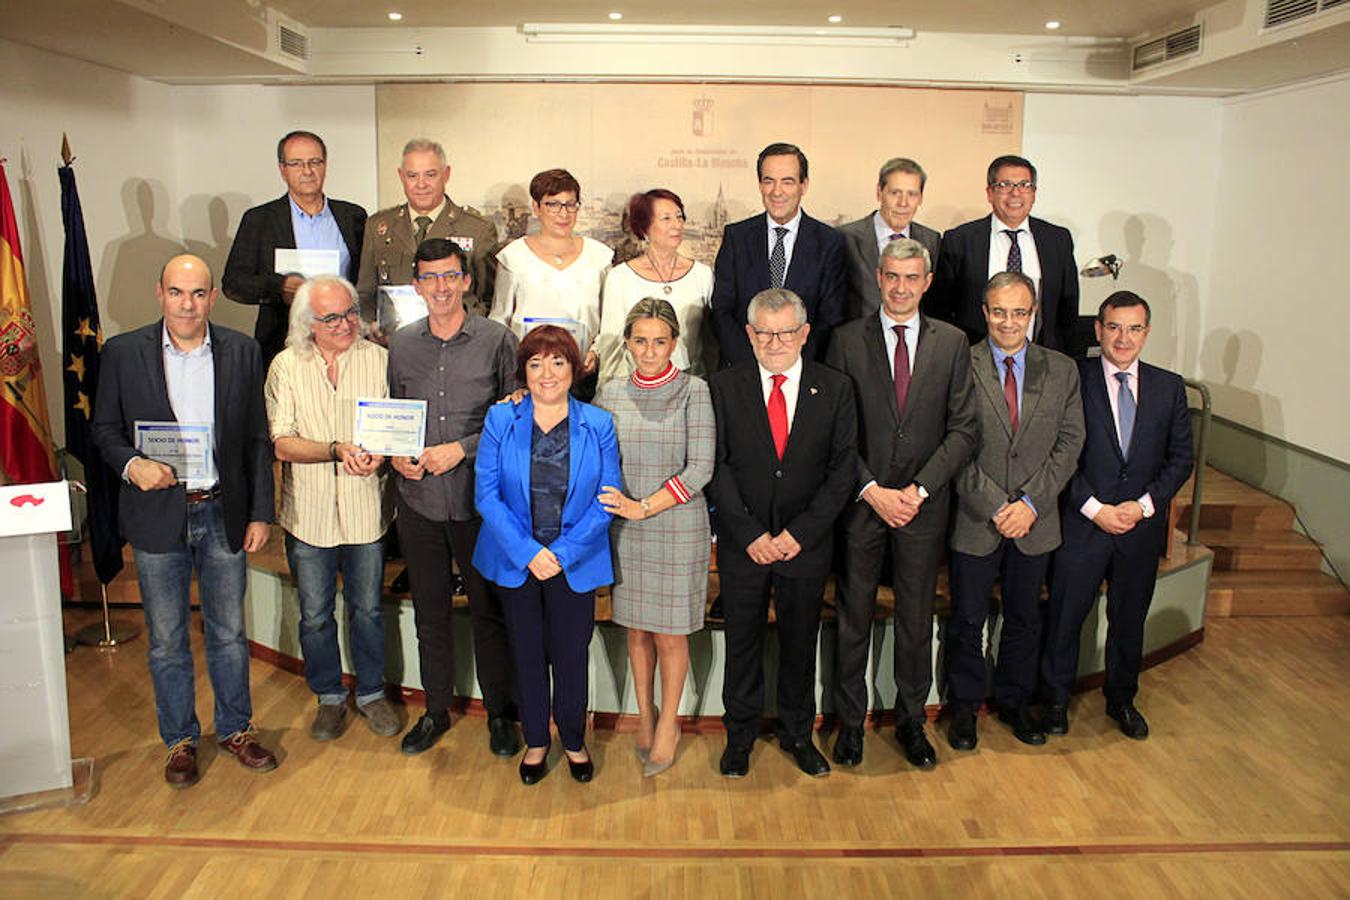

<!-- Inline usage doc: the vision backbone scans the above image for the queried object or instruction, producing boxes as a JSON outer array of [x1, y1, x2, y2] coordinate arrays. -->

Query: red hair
[[516, 325, 582, 384]]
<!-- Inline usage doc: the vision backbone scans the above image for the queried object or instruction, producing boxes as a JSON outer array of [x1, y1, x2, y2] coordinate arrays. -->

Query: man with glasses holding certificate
[[929, 155, 1079, 353], [93, 254, 277, 788], [387, 238, 522, 758], [264, 275, 399, 743]]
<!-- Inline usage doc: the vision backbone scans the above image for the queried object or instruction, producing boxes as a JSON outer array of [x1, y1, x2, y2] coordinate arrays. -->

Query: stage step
[[1197, 529, 1325, 572], [1207, 571, 1350, 617]]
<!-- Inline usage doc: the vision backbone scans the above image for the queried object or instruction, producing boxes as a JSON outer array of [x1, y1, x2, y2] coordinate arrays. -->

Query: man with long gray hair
[[264, 275, 399, 742]]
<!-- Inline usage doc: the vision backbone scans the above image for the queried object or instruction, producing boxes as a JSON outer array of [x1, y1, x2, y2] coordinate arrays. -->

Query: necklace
[[646, 250, 679, 295]]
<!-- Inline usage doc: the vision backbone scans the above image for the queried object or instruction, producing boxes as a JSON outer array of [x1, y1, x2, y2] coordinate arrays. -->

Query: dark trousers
[[397, 497, 517, 719], [947, 541, 1050, 710], [833, 503, 943, 728], [498, 574, 595, 751], [1042, 530, 1160, 707], [721, 569, 827, 747]]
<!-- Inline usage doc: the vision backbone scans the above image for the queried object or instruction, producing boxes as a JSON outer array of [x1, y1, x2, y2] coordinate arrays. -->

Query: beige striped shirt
[[265, 338, 394, 547]]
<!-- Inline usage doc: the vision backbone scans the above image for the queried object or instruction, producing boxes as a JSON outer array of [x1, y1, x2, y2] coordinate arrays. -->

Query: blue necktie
[[1115, 371, 1135, 458]]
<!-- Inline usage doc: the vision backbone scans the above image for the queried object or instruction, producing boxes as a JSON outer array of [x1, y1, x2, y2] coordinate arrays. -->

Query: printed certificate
[[353, 398, 427, 457], [275, 248, 341, 278], [134, 421, 213, 482]]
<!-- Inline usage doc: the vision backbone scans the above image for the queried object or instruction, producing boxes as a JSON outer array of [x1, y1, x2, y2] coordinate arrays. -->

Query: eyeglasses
[[315, 307, 359, 329], [282, 158, 326, 170], [1102, 322, 1147, 336], [991, 180, 1036, 193], [987, 307, 1033, 321], [750, 324, 805, 345], [415, 271, 465, 283], [541, 200, 580, 214]]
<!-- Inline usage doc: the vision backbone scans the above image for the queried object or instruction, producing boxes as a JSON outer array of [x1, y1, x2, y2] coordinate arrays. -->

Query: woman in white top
[[491, 168, 612, 379], [596, 189, 714, 384]]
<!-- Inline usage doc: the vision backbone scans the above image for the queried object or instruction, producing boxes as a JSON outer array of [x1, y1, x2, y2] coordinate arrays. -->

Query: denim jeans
[[284, 533, 387, 707], [133, 499, 251, 747]]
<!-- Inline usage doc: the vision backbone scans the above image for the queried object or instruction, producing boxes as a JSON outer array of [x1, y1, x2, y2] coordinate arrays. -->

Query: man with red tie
[[825, 239, 978, 769], [707, 288, 857, 778]]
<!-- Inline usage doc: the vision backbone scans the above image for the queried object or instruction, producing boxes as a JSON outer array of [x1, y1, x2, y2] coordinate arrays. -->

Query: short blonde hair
[[623, 297, 680, 340]]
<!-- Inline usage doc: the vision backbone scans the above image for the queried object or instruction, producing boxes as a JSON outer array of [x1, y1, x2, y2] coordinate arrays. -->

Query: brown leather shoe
[[219, 727, 278, 772], [164, 740, 199, 788]]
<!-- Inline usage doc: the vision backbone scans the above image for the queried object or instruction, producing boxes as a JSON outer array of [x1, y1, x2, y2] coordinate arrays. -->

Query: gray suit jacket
[[950, 341, 1084, 557], [839, 213, 941, 321]]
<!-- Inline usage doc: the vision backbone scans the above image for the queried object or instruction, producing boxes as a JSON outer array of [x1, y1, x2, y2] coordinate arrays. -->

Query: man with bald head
[[94, 254, 278, 788]]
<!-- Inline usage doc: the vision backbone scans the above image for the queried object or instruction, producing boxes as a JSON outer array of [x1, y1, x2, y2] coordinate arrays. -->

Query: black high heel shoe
[[565, 746, 594, 783], [519, 743, 550, 785]]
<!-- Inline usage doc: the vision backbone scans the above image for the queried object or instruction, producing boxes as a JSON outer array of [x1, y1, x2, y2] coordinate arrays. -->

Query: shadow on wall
[[1080, 212, 1200, 376], [97, 179, 184, 337], [181, 192, 254, 337], [1199, 328, 1286, 488]]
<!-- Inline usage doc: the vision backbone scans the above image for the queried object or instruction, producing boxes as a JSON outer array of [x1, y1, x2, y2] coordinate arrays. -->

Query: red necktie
[[1004, 356, 1019, 434], [892, 324, 910, 419], [767, 373, 788, 459]]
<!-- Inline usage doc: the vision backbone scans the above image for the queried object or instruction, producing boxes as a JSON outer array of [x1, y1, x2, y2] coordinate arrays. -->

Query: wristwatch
[[916, 484, 930, 501]]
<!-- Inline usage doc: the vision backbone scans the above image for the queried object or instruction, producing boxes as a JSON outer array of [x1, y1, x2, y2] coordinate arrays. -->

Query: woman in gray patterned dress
[[596, 298, 714, 777]]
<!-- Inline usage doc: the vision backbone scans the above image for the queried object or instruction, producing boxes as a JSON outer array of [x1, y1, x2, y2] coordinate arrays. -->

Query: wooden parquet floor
[[1, 611, 1347, 898]]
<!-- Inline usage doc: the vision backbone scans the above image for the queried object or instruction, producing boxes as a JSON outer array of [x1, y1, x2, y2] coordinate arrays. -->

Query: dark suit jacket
[[222, 194, 367, 362], [824, 313, 978, 535], [707, 361, 857, 579], [710, 211, 846, 368], [1062, 358, 1194, 558], [951, 341, 1084, 557], [929, 214, 1079, 353], [838, 214, 941, 321], [91, 321, 275, 554]]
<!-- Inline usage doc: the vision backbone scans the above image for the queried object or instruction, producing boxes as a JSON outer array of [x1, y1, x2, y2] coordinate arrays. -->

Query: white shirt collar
[[766, 208, 803, 237], [757, 354, 803, 386], [991, 213, 1029, 234]]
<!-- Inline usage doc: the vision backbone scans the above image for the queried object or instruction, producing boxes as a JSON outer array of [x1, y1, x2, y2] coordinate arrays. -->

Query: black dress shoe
[[719, 742, 751, 777], [565, 747, 595, 783], [948, 707, 978, 751], [400, 712, 450, 755], [519, 745, 550, 785], [1106, 703, 1150, 740], [1042, 703, 1069, 735], [488, 716, 521, 757], [998, 705, 1047, 746], [897, 721, 938, 768], [784, 739, 831, 777], [390, 567, 411, 595], [832, 726, 864, 766]]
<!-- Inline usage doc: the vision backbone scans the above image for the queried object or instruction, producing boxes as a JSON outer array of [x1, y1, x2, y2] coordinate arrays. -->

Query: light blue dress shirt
[[289, 197, 349, 277]]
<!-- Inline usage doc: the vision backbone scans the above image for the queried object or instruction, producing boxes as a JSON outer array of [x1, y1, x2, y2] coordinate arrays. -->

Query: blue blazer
[[473, 394, 621, 592]]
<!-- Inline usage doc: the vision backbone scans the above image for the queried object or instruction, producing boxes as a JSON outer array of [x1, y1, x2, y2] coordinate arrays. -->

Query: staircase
[[1177, 468, 1349, 617]]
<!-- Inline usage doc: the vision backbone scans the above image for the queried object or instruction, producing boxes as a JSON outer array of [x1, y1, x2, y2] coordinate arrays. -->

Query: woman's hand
[[582, 350, 598, 375], [496, 388, 529, 406], [527, 547, 562, 581], [598, 485, 645, 520]]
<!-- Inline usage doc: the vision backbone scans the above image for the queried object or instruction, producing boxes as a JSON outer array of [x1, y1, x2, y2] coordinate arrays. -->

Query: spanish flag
[[0, 161, 60, 487]]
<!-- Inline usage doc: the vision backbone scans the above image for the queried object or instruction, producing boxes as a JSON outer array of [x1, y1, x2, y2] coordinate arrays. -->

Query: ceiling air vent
[[1265, 0, 1318, 27], [278, 23, 309, 61], [1132, 24, 1202, 71]]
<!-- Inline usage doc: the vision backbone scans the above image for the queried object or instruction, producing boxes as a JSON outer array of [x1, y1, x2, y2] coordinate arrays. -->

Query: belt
[[184, 485, 222, 504]]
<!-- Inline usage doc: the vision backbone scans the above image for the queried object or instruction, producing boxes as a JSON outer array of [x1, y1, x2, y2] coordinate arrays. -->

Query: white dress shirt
[[764, 208, 803, 286], [161, 325, 219, 490], [879, 305, 919, 376], [871, 211, 912, 254], [988, 214, 1043, 340]]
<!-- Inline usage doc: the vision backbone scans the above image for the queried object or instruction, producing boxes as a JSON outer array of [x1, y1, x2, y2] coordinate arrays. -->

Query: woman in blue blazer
[[474, 325, 620, 785]]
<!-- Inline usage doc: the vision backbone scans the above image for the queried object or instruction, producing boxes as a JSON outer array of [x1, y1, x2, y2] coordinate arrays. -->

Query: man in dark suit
[[223, 130, 367, 371], [825, 238, 977, 769], [710, 142, 846, 367], [92, 254, 277, 788], [839, 157, 942, 321], [929, 155, 1079, 353], [707, 288, 857, 778], [1041, 291, 1194, 740], [945, 272, 1084, 752]]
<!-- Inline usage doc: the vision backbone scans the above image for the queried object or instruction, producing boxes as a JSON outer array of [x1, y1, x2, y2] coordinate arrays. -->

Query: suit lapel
[[140, 323, 173, 418], [564, 396, 586, 509], [738, 365, 777, 464], [784, 214, 815, 291], [972, 342, 1012, 439], [1014, 345, 1047, 448], [782, 363, 820, 463], [863, 314, 899, 425], [210, 325, 229, 448], [272, 196, 297, 250], [747, 214, 770, 294], [901, 315, 942, 426], [860, 218, 880, 274], [1084, 362, 1124, 462], [510, 397, 536, 514], [971, 220, 992, 293], [390, 205, 416, 255]]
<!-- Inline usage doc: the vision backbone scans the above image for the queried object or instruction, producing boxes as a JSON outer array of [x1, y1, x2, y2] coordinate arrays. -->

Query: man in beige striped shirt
[[265, 275, 399, 741]]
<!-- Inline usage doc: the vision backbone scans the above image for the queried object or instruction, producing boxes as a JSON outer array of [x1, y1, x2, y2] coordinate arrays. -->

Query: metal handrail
[[1182, 379, 1212, 546]]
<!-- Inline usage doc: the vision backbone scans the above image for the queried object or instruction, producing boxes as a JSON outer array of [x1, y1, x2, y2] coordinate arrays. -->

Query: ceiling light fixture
[[609, 12, 623, 20], [1045, 20, 1061, 30], [828, 15, 843, 24], [521, 23, 915, 46], [388, 12, 403, 22]]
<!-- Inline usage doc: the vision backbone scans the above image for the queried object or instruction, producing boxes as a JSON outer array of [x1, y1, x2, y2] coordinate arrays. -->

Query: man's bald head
[[156, 254, 217, 349], [159, 254, 214, 290]]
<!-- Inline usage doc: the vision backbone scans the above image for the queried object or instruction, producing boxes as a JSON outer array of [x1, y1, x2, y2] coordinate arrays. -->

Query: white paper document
[[275, 248, 341, 278], [134, 421, 213, 482], [353, 399, 427, 457]]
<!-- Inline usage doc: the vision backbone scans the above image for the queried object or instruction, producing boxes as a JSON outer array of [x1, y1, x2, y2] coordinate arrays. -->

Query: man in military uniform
[[356, 138, 500, 333]]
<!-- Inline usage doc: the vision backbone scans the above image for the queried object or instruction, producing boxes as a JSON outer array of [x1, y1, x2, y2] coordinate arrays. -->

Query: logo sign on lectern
[[0, 481, 72, 538]]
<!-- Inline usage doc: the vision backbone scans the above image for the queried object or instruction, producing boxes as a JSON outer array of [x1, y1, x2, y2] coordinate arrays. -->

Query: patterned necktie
[[414, 215, 433, 247], [1004, 229, 1023, 273], [1115, 371, 1135, 458], [888, 232, 904, 242], [769, 226, 788, 289], [1004, 356, 1020, 434], [767, 373, 789, 459], [892, 324, 910, 419]]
